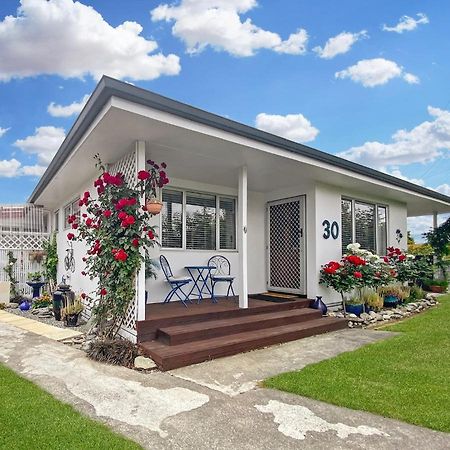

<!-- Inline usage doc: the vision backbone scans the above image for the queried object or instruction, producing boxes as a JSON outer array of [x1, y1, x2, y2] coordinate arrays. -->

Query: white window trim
[[342, 197, 389, 255], [160, 187, 238, 252], [63, 197, 80, 230]]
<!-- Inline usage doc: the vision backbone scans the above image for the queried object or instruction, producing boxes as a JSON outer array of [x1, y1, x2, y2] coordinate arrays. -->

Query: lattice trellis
[[110, 149, 139, 340], [268, 200, 303, 292]]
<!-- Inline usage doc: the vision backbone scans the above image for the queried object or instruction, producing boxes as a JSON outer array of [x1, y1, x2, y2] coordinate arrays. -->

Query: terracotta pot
[[146, 199, 163, 215], [430, 285, 445, 293]]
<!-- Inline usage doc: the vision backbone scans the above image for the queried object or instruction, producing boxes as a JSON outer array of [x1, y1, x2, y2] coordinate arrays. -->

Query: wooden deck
[[137, 296, 348, 370]]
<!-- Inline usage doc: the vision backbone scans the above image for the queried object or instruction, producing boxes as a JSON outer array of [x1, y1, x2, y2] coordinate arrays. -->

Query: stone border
[[328, 293, 442, 328]]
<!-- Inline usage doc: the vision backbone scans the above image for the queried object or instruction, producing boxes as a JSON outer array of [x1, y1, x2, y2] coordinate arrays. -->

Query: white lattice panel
[[110, 149, 138, 340]]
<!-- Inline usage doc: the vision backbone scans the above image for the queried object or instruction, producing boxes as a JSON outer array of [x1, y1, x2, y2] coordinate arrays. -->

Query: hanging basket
[[145, 199, 163, 215]]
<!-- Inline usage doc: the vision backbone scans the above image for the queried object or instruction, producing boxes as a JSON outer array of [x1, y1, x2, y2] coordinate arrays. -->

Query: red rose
[[103, 209, 112, 218], [117, 198, 128, 209], [114, 249, 128, 262], [81, 293, 86, 299], [132, 238, 139, 247], [127, 197, 137, 206], [84, 191, 90, 198], [138, 170, 150, 180], [78, 199, 84, 207], [86, 218, 93, 227], [383, 256, 389, 263], [125, 215, 135, 225], [82, 213, 87, 218], [118, 211, 127, 220], [100, 288, 107, 296], [324, 267, 337, 274], [354, 271, 363, 278], [81, 271, 86, 276], [72, 223, 78, 229], [161, 162, 167, 168], [67, 232, 75, 240], [148, 230, 154, 239], [97, 185, 105, 195], [399, 254, 406, 261]]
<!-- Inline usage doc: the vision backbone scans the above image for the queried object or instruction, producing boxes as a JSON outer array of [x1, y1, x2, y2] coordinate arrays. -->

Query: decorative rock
[[134, 356, 156, 370], [348, 313, 357, 319], [6, 302, 19, 308], [382, 314, 391, 320], [360, 312, 371, 321]]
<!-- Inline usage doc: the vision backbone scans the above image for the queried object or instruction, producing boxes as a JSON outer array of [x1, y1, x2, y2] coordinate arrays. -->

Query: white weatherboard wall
[[313, 183, 408, 304]]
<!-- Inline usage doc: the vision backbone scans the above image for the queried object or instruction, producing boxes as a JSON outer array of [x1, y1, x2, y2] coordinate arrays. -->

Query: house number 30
[[322, 220, 339, 240]]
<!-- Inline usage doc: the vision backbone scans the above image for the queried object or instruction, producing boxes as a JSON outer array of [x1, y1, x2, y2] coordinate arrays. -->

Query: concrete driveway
[[1, 322, 449, 450]]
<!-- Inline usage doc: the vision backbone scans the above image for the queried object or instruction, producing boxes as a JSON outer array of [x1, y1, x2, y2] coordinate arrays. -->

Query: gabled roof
[[29, 75, 450, 206]]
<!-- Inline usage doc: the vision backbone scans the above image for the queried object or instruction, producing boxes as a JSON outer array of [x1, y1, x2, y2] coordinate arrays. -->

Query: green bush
[[407, 285, 425, 303], [423, 279, 449, 289]]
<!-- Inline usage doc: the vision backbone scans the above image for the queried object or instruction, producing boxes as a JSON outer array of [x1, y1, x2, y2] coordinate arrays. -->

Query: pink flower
[[103, 210, 112, 218], [118, 211, 127, 220], [138, 170, 150, 180], [114, 249, 128, 262]]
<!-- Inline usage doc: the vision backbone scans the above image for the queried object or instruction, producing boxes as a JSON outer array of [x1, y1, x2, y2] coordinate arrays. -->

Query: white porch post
[[238, 165, 248, 309], [433, 211, 438, 230], [136, 140, 147, 322]]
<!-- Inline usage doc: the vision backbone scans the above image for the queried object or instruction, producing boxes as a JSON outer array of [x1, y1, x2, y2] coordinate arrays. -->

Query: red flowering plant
[[137, 159, 169, 201], [384, 246, 417, 284], [320, 243, 397, 314], [68, 154, 166, 338]]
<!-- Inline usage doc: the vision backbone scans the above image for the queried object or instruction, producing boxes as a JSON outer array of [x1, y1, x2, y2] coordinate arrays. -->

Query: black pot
[[65, 314, 79, 327]]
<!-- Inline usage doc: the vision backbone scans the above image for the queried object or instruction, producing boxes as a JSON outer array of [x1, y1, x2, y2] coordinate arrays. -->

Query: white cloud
[[48, 94, 90, 118], [313, 30, 367, 59], [335, 58, 419, 87], [151, 0, 308, 57], [338, 106, 450, 169], [0, 0, 180, 82], [20, 164, 47, 177], [255, 112, 319, 142], [14, 126, 65, 165], [0, 159, 22, 178], [435, 183, 450, 196], [383, 13, 429, 33], [0, 127, 10, 137]]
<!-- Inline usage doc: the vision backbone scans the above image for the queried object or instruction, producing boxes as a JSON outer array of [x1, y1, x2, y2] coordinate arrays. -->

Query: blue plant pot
[[311, 296, 328, 315], [383, 295, 398, 308], [344, 303, 364, 316], [364, 305, 374, 313], [19, 300, 30, 311]]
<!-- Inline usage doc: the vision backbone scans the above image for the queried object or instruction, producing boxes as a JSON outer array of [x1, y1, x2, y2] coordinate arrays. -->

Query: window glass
[[186, 192, 216, 250], [377, 206, 387, 255], [54, 211, 59, 232], [64, 204, 71, 229], [161, 190, 183, 248], [341, 199, 353, 251], [219, 197, 236, 250], [355, 201, 376, 253]]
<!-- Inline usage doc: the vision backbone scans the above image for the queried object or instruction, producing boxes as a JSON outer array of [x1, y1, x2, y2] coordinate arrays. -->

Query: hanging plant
[[137, 159, 169, 214], [69, 154, 168, 338], [29, 250, 45, 264]]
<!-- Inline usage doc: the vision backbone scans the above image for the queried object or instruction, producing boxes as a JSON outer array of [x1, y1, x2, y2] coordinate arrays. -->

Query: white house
[[29, 76, 450, 344]]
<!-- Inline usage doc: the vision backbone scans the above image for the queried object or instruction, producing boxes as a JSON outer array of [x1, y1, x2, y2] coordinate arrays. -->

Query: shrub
[[378, 284, 409, 301], [86, 338, 138, 368], [360, 288, 383, 311], [407, 285, 425, 302], [423, 279, 449, 289]]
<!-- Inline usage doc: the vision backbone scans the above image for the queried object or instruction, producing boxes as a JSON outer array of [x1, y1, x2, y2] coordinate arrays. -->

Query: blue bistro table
[[184, 265, 216, 303]]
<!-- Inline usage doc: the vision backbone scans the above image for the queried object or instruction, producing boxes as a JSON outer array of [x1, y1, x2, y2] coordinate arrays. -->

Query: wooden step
[[137, 298, 311, 342], [158, 308, 322, 345], [140, 317, 347, 371]]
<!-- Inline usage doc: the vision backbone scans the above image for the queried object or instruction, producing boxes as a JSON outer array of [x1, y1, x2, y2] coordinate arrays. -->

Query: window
[[341, 198, 388, 254], [54, 210, 59, 232], [161, 190, 183, 248], [161, 189, 236, 251], [64, 198, 80, 229]]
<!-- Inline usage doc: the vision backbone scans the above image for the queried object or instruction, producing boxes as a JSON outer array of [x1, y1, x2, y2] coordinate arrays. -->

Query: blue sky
[[0, 0, 449, 239]]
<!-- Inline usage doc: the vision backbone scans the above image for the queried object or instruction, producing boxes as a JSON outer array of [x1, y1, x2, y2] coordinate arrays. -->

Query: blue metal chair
[[208, 255, 235, 303], [160, 255, 192, 307]]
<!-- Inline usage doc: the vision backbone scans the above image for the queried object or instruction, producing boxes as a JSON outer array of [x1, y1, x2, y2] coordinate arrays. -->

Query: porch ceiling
[[35, 102, 450, 217]]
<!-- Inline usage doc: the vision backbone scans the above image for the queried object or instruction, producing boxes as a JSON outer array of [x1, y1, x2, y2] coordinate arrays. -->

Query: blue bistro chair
[[160, 255, 192, 307], [208, 255, 236, 302]]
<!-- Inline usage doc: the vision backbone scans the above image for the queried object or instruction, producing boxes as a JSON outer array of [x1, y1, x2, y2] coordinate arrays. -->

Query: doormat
[[250, 292, 306, 303]]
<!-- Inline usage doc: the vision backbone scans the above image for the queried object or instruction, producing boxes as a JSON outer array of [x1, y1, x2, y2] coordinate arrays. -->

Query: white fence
[[0, 205, 50, 297]]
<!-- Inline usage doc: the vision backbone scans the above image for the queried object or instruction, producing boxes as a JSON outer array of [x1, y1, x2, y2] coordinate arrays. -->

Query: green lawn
[[264, 294, 450, 433], [0, 364, 141, 450]]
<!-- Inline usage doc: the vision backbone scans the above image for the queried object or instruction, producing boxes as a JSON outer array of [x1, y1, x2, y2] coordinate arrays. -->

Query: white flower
[[407, 254, 416, 260], [347, 243, 361, 252]]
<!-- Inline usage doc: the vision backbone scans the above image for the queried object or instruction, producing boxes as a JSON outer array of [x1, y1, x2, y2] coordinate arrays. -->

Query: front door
[[267, 196, 306, 295]]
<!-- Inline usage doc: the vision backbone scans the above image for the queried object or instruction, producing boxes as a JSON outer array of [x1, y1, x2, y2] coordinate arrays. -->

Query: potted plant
[[423, 278, 448, 293], [344, 296, 365, 316], [28, 271, 42, 282], [360, 287, 383, 312], [32, 292, 52, 309], [137, 160, 169, 215], [378, 285, 407, 307], [61, 297, 84, 327], [29, 250, 45, 264]]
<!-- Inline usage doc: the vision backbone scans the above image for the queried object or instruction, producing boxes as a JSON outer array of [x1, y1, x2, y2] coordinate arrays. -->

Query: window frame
[[63, 197, 80, 230], [54, 210, 60, 232], [341, 197, 389, 255], [160, 187, 237, 252]]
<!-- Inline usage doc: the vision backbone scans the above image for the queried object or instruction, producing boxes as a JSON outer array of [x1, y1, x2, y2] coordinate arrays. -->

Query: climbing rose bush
[[69, 155, 168, 338]]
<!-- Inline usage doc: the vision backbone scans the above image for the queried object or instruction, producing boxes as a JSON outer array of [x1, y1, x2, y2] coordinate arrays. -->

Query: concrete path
[[0, 310, 82, 341], [1, 321, 449, 450]]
